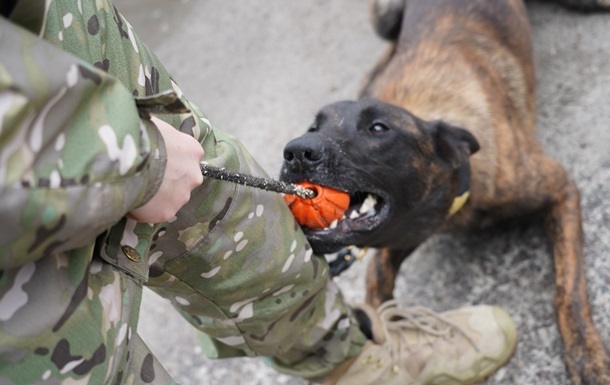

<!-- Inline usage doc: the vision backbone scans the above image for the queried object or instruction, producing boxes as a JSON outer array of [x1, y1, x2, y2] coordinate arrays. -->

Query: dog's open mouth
[[300, 186, 390, 253], [324, 191, 384, 230]]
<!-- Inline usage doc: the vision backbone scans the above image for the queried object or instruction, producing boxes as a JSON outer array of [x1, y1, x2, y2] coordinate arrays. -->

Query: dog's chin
[[301, 190, 391, 254]]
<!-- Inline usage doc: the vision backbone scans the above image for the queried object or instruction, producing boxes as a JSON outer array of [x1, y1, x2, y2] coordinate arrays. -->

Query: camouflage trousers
[[0, 1, 366, 384]]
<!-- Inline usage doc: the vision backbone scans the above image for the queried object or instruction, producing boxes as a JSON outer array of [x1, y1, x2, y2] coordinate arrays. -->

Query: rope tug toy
[[283, 181, 350, 230], [200, 163, 361, 276]]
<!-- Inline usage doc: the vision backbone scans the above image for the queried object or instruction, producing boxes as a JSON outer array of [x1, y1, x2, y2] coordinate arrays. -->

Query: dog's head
[[280, 99, 479, 254]]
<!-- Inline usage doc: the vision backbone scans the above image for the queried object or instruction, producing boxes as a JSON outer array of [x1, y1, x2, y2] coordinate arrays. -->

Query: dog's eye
[[308, 124, 318, 133], [369, 123, 389, 134]]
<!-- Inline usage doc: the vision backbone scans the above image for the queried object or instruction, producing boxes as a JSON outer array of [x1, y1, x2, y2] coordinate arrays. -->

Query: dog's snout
[[283, 147, 323, 162], [283, 136, 326, 171]]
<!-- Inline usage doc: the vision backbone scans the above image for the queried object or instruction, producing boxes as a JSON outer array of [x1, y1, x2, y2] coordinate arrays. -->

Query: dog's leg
[[544, 176, 610, 385], [359, 0, 403, 98], [365, 247, 412, 308], [368, 0, 406, 41], [506, 152, 610, 385]]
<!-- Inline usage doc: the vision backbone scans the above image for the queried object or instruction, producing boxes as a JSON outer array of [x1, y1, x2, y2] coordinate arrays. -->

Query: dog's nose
[[283, 135, 325, 171]]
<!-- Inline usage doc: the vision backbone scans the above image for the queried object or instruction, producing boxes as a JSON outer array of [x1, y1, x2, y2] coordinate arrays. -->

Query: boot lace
[[375, 300, 479, 375]]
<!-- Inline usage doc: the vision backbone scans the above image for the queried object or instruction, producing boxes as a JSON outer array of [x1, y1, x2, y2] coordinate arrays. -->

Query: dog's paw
[[564, 343, 610, 385]]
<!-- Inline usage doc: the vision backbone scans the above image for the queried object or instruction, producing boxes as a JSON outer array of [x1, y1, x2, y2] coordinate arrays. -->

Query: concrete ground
[[115, 1, 610, 384]]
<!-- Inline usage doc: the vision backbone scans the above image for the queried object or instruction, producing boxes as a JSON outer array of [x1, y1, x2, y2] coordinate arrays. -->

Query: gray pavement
[[115, 1, 610, 384]]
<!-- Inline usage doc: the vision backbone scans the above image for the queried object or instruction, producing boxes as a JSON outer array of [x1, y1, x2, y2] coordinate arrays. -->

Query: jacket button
[[121, 245, 141, 262]]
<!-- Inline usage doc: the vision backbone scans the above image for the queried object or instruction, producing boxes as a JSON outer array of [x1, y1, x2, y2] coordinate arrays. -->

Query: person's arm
[[0, 18, 201, 268]]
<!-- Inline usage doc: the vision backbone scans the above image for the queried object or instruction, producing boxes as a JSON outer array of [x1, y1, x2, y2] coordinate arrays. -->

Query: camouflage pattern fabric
[[0, 1, 367, 384]]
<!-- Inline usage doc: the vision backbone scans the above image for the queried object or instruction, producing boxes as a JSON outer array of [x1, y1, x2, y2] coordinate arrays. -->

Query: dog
[[279, 0, 610, 384]]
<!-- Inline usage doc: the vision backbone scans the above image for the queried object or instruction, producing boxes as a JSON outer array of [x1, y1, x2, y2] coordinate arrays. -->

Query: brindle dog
[[280, 0, 610, 384]]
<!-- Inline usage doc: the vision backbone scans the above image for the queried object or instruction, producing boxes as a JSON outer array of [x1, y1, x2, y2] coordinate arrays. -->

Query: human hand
[[128, 116, 205, 223]]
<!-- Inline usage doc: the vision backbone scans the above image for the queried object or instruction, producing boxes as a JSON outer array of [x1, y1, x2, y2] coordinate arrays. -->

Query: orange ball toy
[[284, 182, 350, 229]]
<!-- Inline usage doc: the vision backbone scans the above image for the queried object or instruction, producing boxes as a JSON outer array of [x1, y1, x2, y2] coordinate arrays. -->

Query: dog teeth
[[330, 219, 339, 229], [359, 203, 370, 214], [347, 194, 378, 220], [359, 194, 378, 215], [364, 194, 378, 208], [343, 194, 377, 219]]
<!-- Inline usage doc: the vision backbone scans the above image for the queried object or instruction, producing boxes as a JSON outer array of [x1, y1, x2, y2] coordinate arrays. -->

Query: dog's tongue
[[284, 182, 349, 230]]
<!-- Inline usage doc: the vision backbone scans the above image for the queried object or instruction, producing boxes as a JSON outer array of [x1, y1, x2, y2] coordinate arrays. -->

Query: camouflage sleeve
[[0, 18, 167, 269], [0, 2, 367, 381]]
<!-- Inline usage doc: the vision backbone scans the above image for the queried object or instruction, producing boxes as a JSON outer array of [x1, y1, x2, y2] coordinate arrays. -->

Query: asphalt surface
[[115, 1, 610, 384]]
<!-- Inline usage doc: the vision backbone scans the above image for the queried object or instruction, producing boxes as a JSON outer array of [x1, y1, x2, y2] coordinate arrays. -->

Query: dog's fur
[[280, 0, 610, 384]]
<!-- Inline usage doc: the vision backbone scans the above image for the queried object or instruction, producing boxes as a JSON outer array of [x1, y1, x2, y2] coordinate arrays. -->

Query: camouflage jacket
[[0, 1, 365, 384]]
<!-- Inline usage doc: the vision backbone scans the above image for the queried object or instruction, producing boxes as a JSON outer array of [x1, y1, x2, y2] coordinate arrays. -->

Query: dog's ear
[[430, 121, 480, 168]]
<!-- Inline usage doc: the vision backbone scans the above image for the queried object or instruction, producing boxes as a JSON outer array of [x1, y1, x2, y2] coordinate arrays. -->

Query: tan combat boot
[[325, 300, 517, 385]]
